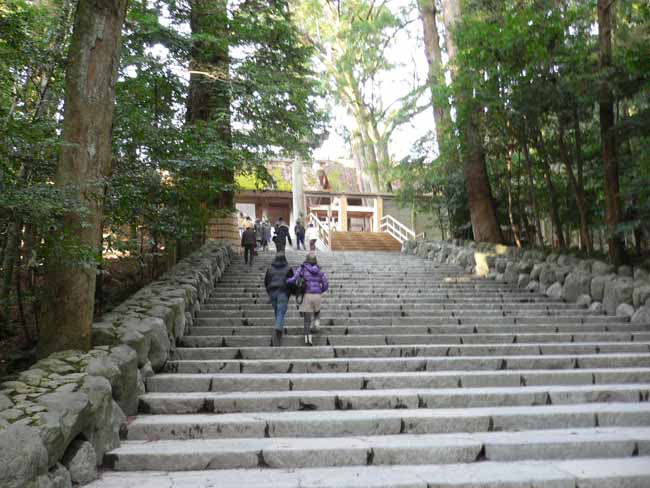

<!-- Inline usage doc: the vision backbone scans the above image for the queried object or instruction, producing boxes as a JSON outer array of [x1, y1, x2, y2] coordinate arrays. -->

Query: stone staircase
[[331, 232, 401, 252], [89, 250, 650, 487]]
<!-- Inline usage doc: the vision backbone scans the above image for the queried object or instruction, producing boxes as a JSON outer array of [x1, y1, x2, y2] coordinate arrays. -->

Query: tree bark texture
[[506, 150, 521, 247], [187, 0, 233, 208], [523, 142, 544, 247], [340, 70, 383, 192], [441, 0, 503, 243], [540, 156, 566, 249], [0, 221, 21, 336], [462, 115, 504, 243], [417, 0, 450, 148], [39, 0, 128, 356], [597, 0, 626, 264], [557, 118, 592, 253]]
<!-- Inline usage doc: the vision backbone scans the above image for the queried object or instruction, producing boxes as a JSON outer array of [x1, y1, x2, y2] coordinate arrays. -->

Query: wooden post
[[292, 157, 306, 224], [373, 196, 383, 232], [327, 199, 333, 232], [340, 195, 348, 232]]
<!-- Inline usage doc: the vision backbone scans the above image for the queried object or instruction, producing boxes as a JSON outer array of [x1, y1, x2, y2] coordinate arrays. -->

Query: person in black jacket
[[264, 253, 294, 346], [294, 221, 306, 250], [241, 225, 257, 266], [273, 217, 292, 252]]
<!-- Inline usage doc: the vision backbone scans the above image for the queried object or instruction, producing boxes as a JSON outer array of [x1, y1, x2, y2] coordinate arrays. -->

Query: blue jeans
[[271, 292, 289, 331], [297, 234, 305, 250]]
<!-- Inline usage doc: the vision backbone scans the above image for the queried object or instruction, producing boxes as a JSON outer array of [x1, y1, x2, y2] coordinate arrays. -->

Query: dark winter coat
[[265, 255, 294, 296], [274, 223, 292, 245], [254, 221, 263, 240], [241, 228, 257, 247], [288, 262, 329, 295], [262, 222, 272, 241]]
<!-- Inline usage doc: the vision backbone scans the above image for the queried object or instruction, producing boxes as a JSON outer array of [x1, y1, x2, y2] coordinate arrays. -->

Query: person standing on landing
[[288, 253, 328, 345], [264, 253, 294, 346], [274, 217, 292, 252], [294, 220, 306, 250], [305, 222, 319, 251], [241, 225, 257, 266], [254, 218, 263, 249]]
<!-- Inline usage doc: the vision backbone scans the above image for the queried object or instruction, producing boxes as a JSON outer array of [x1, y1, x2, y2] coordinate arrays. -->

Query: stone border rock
[[0, 241, 232, 488], [403, 239, 650, 325]]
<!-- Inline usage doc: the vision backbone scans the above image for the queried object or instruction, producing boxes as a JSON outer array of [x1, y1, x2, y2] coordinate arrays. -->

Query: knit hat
[[305, 253, 317, 265]]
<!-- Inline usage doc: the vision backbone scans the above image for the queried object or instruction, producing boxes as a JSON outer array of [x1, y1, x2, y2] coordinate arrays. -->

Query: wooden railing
[[380, 215, 425, 244], [308, 213, 330, 249]]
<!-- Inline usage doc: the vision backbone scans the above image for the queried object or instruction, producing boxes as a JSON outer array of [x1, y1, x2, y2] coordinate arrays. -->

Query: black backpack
[[290, 267, 307, 304]]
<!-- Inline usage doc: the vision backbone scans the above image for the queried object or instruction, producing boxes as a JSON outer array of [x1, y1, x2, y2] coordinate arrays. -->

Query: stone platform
[[88, 250, 650, 487]]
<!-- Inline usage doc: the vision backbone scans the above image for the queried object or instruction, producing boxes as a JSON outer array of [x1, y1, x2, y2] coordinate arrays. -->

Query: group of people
[[240, 216, 320, 266], [239, 213, 328, 346], [264, 251, 328, 346], [293, 221, 320, 251], [240, 216, 292, 266]]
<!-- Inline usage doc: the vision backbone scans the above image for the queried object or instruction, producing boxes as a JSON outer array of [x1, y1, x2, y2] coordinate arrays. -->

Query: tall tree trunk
[[506, 149, 521, 247], [0, 221, 21, 337], [342, 70, 383, 192], [350, 133, 370, 193], [523, 142, 544, 247], [357, 112, 382, 192], [463, 112, 503, 243], [597, 0, 626, 264], [441, 0, 460, 61], [39, 0, 128, 356], [540, 156, 566, 249], [417, 0, 450, 148], [533, 125, 566, 248], [441, 0, 503, 243], [557, 118, 592, 253], [187, 0, 233, 208]]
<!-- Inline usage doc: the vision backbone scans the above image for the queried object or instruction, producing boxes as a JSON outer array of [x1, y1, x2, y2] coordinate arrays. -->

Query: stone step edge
[[106, 427, 650, 471], [84, 456, 650, 488], [140, 382, 650, 401], [138, 383, 650, 414], [124, 402, 650, 441], [166, 352, 650, 365]]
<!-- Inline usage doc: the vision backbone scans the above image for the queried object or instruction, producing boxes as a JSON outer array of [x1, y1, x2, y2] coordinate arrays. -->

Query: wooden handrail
[[308, 212, 330, 249], [380, 215, 425, 244]]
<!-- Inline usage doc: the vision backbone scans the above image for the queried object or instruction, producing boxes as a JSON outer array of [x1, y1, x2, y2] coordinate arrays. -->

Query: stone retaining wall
[[0, 241, 232, 488], [403, 239, 650, 324]]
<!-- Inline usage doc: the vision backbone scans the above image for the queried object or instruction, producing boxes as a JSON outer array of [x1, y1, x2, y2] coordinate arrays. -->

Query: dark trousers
[[275, 238, 286, 253], [271, 292, 289, 330], [297, 234, 305, 250], [244, 245, 255, 265]]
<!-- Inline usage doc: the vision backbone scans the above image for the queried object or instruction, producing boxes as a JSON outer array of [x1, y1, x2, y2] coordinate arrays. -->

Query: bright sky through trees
[[313, 0, 434, 161]]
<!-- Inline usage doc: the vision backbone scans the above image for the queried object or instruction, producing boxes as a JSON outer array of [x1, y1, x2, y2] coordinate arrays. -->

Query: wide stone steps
[[122, 403, 650, 441], [190, 316, 631, 328], [165, 352, 650, 374], [181, 332, 650, 347], [147, 368, 650, 392], [171, 342, 650, 361], [185, 326, 650, 339], [206, 302, 589, 310], [95, 250, 650, 487], [138, 384, 650, 415], [108, 427, 650, 471], [85, 456, 650, 488], [330, 232, 402, 252]]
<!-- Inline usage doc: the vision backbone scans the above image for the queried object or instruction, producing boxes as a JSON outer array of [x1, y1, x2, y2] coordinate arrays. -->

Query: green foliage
[[397, 0, 650, 253], [105, 0, 327, 248], [295, 0, 429, 191], [0, 0, 327, 342]]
